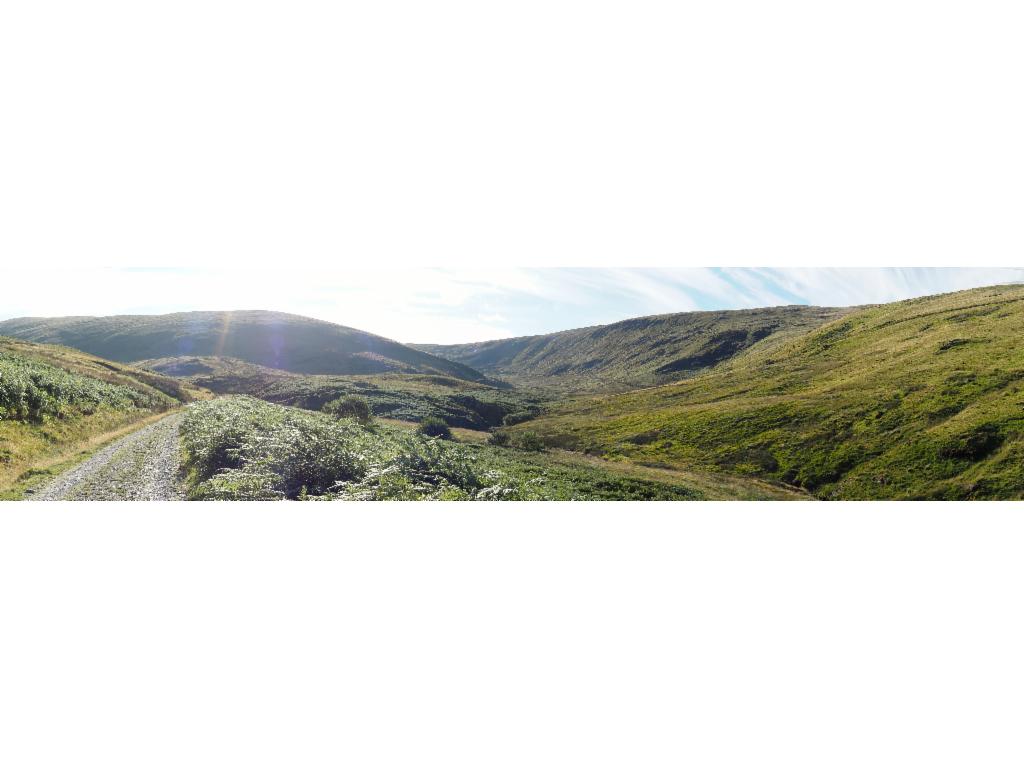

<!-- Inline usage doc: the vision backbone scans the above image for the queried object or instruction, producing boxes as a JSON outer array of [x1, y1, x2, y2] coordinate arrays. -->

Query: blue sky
[[5, 267, 1023, 344]]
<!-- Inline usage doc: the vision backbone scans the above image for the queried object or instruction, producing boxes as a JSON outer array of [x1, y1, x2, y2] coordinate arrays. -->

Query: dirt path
[[29, 413, 186, 501], [543, 449, 812, 500]]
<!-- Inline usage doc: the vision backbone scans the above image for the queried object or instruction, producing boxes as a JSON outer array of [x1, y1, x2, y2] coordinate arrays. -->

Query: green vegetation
[[415, 305, 850, 393], [417, 417, 452, 439], [513, 284, 1024, 500], [515, 432, 546, 452], [13, 282, 1024, 501], [487, 430, 511, 447], [0, 310, 487, 380], [1, 350, 170, 422], [179, 396, 710, 500], [0, 337, 195, 493], [139, 356, 543, 429], [324, 395, 373, 424]]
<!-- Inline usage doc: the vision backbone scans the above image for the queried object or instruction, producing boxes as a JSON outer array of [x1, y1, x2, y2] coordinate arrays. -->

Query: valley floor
[[380, 418, 809, 500], [542, 450, 811, 500], [11, 404, 810, 502]]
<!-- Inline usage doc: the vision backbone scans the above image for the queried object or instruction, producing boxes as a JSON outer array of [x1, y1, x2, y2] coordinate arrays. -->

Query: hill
[[414, 305, 850, 392], [0, 311, 488, 382], [509, 284, 1024, 499], [0, 337, 199, 495], [138, 355, 542, 429]]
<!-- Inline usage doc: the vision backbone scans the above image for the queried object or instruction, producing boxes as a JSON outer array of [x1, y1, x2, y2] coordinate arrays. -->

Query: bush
[[0, 351, 170, 423], [488, 430, 511, 447], [937, 424, 1004, 461], [417, 417, 452, 440], [179, 397, 702, 502], [180, 396, 372, 500], [516, 431, 546, 452], [503, 410, 539, 427], [323, 395, 373, 424]]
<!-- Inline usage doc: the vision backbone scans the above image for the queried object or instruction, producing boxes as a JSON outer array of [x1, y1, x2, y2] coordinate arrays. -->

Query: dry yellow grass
[[1, 409, 181, 499]]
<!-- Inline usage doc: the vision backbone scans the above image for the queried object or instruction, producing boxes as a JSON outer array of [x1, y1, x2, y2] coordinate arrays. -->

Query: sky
[[4, 267, 1023, 344]]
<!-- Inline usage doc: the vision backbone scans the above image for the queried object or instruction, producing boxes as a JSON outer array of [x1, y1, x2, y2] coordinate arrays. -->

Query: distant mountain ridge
[[415, 305, 852, 392], [0, 311, 488, 382]]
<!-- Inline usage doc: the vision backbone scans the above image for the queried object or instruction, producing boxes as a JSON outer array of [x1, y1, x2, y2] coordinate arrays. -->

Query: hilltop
[[510, 284, 1024, 499], [0, 311, 487, 382], [415, 305, 850, 392]]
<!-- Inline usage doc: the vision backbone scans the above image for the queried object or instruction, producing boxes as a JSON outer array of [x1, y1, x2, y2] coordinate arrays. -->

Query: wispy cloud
[[2, 267, 1022, 343]]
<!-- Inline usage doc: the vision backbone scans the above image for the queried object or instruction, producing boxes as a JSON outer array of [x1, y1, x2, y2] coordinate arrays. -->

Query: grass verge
[[1, 409, 180, 499]]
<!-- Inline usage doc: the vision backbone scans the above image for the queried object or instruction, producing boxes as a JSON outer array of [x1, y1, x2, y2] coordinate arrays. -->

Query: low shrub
[[181, 396, 372, 500], [417, 417, 452, 440], [488, 430, 511, 447], [179, 397, 701, 501], [323, 394, 373, 424], [0, 351, 170, 423], [503, 410, 539, 427], [937, 424, 1004, 461], [515, 431, 546, 452]]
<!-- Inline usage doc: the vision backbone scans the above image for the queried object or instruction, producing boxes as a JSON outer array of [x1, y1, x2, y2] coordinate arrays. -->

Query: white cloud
[[747, 267, 1024, 308], [3, 267, 1022, 344]]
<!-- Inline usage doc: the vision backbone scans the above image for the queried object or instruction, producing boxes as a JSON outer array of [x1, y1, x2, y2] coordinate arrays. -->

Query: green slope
[[512, 284, 1024, 500], [414, 305, 850, 392], [0, 337, 198, 494], [0, 311, 487, 382], [179, 396, 801, 500], [138, 355, 542, 429]]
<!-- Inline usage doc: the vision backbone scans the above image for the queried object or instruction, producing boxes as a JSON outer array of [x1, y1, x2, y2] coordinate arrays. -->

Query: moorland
[[2, 283, 1022, 500]]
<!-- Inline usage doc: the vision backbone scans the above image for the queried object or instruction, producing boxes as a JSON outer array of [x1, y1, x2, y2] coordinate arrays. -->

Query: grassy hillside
[[179, 396, 802, 501], [512, 284, 1024, 500], [0, 337, 198, 495], [138, 355, 541, 429], [415, 305, 850, 392], [0, 310, 487, 381]]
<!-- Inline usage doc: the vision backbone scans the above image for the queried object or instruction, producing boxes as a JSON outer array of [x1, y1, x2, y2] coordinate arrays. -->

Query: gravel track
[[30, 413, 186, 501]]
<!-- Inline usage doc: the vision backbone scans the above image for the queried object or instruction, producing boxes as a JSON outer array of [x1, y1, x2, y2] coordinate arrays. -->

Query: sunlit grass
[[515, 284, 1024, 499], [0, 337, 195, 493]]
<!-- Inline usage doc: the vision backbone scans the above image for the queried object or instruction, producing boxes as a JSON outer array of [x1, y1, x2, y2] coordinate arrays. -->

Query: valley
[[3, 283, 1023, 501], [136, 356, 542, 430]]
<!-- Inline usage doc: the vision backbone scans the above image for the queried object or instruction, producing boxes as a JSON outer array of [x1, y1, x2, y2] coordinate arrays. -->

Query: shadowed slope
[[415, 305, 850, 392], [137, 355, 542, 430], [0, 311, 487, 381]]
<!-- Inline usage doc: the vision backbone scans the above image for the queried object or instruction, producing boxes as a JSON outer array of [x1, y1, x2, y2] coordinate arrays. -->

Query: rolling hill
[[0, 336, 200, 496], [0, 311, 488, 382], [414, 305, 851, 392], [509, 284, 1024, 500], [137, 355, 542, 429]]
